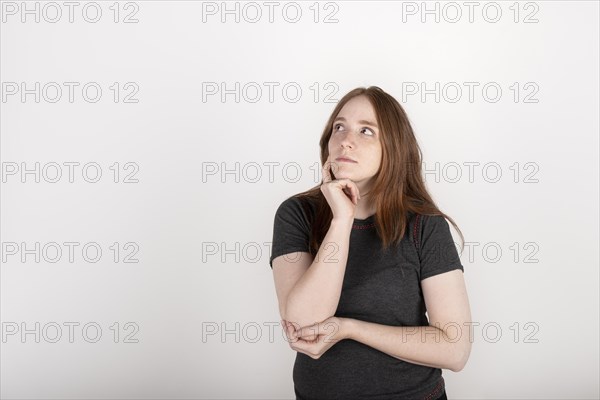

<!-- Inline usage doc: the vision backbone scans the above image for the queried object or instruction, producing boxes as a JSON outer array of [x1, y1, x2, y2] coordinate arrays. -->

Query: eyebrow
[[333, 116, 378, 129]]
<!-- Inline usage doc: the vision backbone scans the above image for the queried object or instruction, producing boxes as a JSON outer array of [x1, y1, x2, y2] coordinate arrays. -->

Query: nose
[[338, 131, 354, 149]]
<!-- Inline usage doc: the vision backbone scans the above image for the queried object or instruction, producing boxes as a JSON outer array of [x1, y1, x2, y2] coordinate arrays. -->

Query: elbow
[[283, 299, 331, 329], [449, 360, 465, 373], [282, 303, 313, 329], [449, 342, 471, 372]]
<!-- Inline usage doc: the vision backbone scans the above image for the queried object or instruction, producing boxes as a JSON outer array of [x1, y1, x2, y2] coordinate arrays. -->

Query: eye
[[333, 123, 344, 132], [361, 127, 375, 136]]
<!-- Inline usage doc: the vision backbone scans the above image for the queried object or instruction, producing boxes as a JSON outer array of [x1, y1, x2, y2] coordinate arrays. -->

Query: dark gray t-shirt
[[269, 196, 464, 400]]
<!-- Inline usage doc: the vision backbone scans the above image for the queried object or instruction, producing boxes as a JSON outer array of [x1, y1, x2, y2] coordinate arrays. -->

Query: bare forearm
[[345, 318, 470, 372], [285, 218, 353, 328]]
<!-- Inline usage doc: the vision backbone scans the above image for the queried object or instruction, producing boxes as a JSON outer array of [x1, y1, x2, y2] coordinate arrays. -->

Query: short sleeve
[[269, 197, 312, 269], [417, 215, 464, 281]]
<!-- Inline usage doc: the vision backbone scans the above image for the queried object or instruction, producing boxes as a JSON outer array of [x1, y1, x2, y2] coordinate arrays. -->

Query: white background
[[1, 1, 598, 399]]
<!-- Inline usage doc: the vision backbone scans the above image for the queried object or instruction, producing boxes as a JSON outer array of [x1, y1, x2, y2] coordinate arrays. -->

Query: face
[[327, 95, 382, 193]]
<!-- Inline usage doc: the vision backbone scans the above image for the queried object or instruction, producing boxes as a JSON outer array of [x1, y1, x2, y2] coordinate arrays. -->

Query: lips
[[335, 156, 357, 163]]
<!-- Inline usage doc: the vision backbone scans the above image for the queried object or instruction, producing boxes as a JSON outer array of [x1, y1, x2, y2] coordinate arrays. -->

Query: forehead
[[336, 95, 376, 120]]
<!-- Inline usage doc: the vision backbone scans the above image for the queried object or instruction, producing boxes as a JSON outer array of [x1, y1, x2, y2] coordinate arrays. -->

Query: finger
[[298, 342, 322, 361], [353, 183, 361, 203], [287, 320, 301, 332], [283, 320, 294, 334], [322, 155, 332, 183], [329, 159, 340, 176], [286, 322, 297, 337], [344, 181, 359, 203], [296, 323, 319, 338], [292, 338, 319, 355], [296, 330, 318, 341], [340, 180, 358, 205], [286, 327, 298, 343]]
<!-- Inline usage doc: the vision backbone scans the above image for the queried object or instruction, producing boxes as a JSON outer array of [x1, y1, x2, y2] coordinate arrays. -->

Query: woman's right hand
[[320, 155, 361, 221]]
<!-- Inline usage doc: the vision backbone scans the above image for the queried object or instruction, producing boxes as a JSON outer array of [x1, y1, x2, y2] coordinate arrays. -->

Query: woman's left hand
[[281, 317, 350, 359]]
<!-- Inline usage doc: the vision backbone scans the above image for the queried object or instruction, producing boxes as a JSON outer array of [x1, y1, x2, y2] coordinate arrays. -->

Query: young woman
[[269, 86, 472, 400]]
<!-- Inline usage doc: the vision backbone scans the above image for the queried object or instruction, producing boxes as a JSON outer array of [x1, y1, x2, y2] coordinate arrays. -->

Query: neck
[[354, 196, 376, 220]]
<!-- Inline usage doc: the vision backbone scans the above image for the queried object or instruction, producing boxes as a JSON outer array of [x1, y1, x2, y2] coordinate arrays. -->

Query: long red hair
[[293, 86, 464, 255]]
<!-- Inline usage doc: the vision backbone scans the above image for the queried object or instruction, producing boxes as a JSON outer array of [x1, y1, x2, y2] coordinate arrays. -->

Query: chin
[[335, 174, 359, 182]]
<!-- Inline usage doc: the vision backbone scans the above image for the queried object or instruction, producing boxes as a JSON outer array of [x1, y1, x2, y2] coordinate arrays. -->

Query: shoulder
[[407, 213, 452, 245], [420, 214, 451, 232], [274, 195, 316, 226], [409, 213, 448, 228], [275, 195, 311, 216]]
